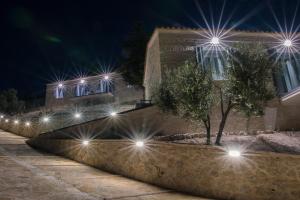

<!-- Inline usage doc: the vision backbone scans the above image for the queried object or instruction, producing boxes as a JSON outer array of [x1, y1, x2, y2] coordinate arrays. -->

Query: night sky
[[0, 0, 299, 100]]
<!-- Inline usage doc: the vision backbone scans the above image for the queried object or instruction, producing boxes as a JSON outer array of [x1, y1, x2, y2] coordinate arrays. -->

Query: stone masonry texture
[[28, 136, 300, 200], [0, 130, 209, 200]]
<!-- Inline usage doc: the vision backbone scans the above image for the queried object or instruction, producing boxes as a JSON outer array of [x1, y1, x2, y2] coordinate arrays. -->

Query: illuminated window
[[75, 82, 89, 96], [276, 54, 300, 94], [196, 46, 229, 80], [55, 87, 64, 99], [96, 79, 112, 93]]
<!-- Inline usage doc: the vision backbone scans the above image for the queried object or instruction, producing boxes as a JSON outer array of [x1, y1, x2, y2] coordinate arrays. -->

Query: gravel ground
[[171, 132, 300, 154]]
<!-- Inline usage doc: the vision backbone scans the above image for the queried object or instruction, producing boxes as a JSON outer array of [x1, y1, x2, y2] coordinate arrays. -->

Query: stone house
[[45, 73, 143, 108], [143, 27, 300, 132]]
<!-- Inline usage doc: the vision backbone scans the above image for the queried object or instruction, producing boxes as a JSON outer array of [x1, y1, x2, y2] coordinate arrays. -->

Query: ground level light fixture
[[110, 112, 117, 117], [228, 150, 241, 157], [82, 140, 89, 146], [74, 112, 81, 119], [135, 140, 144, 147], [42, 116, 50, 123]]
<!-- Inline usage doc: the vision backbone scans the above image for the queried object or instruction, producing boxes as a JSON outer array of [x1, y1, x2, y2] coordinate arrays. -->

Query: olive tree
[[214, 43, 276, 145], [154, 61, 213, 144]]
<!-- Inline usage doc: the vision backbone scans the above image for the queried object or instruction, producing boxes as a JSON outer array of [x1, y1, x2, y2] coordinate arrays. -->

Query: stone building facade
[[45, 73, 143, 108], [144, 27, 300, 131]]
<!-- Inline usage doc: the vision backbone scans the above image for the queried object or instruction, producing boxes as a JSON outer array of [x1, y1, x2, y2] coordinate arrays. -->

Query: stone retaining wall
[[0, 122, 39, 138], [27, 137, 300, 200], [38, 106, 265, 141], [0, 104, 135, 138]]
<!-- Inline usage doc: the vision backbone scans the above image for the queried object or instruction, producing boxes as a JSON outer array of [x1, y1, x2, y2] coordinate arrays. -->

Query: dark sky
[[0, 0, 299, 99]]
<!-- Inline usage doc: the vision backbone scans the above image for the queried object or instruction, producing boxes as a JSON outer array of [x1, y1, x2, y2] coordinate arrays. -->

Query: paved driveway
[[0, 130, 211, 200]]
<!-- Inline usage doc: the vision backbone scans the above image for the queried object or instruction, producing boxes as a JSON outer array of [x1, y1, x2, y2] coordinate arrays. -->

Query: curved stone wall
[[0, 104, 267, 140], [0, 121, 39, 138], [37, 106, 265, 141], [27, 137, 300, 200], [0, 104, 135, 138]]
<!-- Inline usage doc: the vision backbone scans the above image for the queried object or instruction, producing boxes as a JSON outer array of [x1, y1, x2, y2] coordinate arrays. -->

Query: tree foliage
[[154, 61, 213, 144], [119, 22, 149, 86], [154, 73, 177, 113], [228, 43, 275, 116], [154, 43, 277, 146], [214, 43, 277, 145], [0, 89, 25, 115]]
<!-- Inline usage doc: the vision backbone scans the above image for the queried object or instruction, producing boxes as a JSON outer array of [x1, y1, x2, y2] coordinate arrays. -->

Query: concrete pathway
[[0, 130, 211, 200]]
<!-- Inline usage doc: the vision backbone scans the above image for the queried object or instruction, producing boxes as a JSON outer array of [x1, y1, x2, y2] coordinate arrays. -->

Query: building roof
[[155, 26, 282, 34], [147, 26, 300, 47]]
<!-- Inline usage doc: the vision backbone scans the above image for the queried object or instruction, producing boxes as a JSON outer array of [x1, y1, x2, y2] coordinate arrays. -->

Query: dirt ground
[[170, 132, 300, 154]]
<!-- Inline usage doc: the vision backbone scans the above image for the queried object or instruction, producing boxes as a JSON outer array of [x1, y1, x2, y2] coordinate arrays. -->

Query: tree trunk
[[215, 116, 226, 145], [215, 105, 232, 145], [246, 116, 250, 134], [206, 126, 211, 145], [203, 116, 211, 145]]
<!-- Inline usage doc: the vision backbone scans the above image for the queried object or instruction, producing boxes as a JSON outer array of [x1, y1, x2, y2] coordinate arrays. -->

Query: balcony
[[70, 92, 114, 105], [281, 86, 300, 106]]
